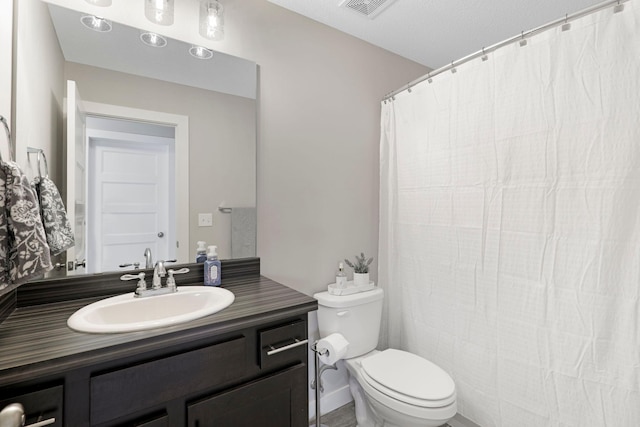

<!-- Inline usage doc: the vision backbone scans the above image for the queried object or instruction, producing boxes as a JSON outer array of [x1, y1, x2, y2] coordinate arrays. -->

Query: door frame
[[82, 101, 189, 264]]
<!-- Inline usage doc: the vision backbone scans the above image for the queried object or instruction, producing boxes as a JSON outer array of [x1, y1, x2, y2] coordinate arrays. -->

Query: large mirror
[[13, 0, 257, 277]]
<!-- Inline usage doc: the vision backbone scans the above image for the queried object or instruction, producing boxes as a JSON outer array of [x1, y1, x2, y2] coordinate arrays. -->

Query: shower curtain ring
[[562, 13, 571, 31], [481, 47, 488, 61], [451, 61, 457, 74], [519, 31, 528, 47], [614, 0, 624, 13]]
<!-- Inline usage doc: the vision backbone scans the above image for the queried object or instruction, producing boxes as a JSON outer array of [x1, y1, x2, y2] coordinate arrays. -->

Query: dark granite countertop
[[0, 274, 317, 387]]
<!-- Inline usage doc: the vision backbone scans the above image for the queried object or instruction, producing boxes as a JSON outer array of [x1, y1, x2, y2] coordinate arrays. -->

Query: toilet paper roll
[[317, 333, 349, 365]]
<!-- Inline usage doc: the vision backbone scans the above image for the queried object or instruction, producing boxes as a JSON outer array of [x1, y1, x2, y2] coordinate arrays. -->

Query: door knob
[[157, 232, 164, 238]]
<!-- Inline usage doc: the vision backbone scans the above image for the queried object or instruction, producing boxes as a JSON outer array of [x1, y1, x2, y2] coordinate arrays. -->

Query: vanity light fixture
[[189, 45, 214, 59], [80, 15, 112, 32], [84, 0, 112, 6], [140, 31, 168, 48], [199, 0, 224, 41], [145, 0, 175, 26]]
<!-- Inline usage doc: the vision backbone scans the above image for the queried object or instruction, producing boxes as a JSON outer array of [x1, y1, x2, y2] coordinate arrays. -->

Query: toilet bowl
[[314, 288, 457, 427], [345, 349, 456, 427]]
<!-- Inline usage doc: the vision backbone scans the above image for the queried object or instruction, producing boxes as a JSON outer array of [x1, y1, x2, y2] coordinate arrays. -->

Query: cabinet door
[[187, 364, 307, 427]]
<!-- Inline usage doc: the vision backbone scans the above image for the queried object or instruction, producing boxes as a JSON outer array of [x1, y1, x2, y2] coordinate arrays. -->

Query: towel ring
[[37, 151, 49, 178], [0, 115, 14, 162], [26, 147, 50, 179]]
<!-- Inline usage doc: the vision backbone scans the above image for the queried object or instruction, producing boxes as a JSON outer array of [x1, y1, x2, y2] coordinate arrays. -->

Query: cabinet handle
[[27, 418, 56, 427], [266, 338, 309, 356]]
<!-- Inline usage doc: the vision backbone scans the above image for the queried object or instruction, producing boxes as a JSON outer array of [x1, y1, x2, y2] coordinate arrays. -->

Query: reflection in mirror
[[13, 0, 257, 279]]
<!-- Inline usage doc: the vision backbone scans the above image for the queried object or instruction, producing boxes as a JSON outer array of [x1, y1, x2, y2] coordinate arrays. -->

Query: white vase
[[353, 272, 369, 286]]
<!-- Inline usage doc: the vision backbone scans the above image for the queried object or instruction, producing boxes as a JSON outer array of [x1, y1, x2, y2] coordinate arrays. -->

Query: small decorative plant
[[344, 253, 373, 274]]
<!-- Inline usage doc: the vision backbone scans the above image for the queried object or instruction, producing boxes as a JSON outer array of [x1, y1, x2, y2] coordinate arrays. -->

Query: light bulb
[[199, 1, 224, 41], [189, 45, 213, 60], [145, 0, 174, 26], [80, 15, 112, 32], [140, 31, 168, 47]]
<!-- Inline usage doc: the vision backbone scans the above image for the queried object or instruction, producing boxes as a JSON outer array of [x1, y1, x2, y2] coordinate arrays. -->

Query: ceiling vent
[[339, 0, 398, 19]]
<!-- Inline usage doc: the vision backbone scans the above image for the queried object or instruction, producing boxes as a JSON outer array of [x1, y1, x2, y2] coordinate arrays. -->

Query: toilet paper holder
[[309, 341, 337, 427], [310, 342, 338, 393]]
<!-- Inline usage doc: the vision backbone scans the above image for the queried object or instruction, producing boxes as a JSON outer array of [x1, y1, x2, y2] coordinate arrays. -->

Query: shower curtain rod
[[382, 0, 627, 102]]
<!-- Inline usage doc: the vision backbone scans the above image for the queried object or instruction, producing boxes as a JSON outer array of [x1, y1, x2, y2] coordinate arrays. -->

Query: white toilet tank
[[314, 288, 384, 359]]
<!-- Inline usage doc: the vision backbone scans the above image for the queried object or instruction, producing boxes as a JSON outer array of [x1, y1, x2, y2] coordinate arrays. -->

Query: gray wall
[[234, 0, 429, 296], [0, 0, 12, 160], [14, 0, 64, 186]]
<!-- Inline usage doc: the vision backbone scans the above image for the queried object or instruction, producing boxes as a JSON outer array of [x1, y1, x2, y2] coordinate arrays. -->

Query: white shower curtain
[[379, 2, 640, 426]]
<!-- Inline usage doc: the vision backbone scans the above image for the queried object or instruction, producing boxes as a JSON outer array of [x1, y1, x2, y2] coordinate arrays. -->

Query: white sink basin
[[67, 286, 235, 333]]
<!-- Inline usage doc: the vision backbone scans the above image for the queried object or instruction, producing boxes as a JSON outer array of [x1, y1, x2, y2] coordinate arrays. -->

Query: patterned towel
[[34, 176, 75, 256], [0, 161, 52, 285], [0, 165, 8, 288]]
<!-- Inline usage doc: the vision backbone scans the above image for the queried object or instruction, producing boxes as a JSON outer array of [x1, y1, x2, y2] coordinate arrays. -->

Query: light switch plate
[[198, 213, 213, 227]]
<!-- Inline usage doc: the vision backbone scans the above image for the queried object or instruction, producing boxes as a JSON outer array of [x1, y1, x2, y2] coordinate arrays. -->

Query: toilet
[[314, 288, 456, 427]]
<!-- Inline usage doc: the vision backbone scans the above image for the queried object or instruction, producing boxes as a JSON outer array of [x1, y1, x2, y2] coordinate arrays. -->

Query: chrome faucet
[[144, 248, 153, 269], [152, 260, 166, 289], [121, 262, 188, 298]]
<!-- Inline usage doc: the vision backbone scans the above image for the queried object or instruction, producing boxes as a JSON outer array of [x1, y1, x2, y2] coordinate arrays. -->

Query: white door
[[88, 131, 174, 272], [66, 80, 86, 273]]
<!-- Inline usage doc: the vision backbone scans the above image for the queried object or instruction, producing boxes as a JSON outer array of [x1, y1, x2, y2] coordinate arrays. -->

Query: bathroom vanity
[[0, 259, 317, 426]]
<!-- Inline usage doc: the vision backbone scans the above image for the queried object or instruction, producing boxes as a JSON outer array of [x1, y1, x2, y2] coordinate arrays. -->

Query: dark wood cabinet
[[0, 315, 309, 427], [187, 363, 307, 427]]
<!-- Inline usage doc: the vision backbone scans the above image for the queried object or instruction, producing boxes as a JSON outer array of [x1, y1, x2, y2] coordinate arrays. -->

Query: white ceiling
[[267, 0, 605, 69]]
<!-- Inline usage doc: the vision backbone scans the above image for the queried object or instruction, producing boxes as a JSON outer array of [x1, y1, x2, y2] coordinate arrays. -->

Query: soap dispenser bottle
[[335, 262, 347, 289], [204, 245, 222, 286], [195, 241, 207, 263]]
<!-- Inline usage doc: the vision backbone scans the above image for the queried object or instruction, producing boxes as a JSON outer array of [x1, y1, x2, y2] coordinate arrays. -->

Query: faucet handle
[[119, 262, 141, 269], [121, 272, 147, 293], [166, 268, 189, 290]]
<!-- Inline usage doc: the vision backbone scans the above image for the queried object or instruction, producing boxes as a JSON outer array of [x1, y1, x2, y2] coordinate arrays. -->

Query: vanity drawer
[[90, 336, 246, 425], [258, 319, 307, 370]]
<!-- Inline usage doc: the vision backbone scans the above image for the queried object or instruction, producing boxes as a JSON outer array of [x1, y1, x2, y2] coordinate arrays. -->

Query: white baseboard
[[308, 384, 353, 420], [449, 413, 482, 427]]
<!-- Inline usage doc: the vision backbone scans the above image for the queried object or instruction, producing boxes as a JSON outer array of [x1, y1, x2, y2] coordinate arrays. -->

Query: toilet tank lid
[[314, 287, 383, 308]]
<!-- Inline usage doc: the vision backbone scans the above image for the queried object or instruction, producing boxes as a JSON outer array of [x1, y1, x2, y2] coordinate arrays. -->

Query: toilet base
[[349, 376, 382, 427]]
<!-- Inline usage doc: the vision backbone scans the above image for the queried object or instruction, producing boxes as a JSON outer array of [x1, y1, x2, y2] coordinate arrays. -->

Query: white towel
[[231, 207, 256, 258]]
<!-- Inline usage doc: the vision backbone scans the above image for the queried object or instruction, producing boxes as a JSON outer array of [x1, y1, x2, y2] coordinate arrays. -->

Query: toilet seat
[[359, 349, 456, 408]]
